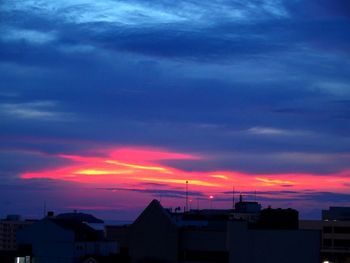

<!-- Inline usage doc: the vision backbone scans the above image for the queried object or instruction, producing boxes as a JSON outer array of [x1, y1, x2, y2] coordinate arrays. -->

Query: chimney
[[47, 211, 54, 217]]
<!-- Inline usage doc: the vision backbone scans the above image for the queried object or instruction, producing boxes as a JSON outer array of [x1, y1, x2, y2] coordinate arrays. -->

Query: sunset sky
[[1, 0, 350, 220]]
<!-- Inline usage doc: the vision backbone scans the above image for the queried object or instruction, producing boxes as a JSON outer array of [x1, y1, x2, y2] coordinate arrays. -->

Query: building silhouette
[[16, 212, 118, 263], [301, 206, 350, 263], [3, 200, 340, 263], [0, 215, 35, 252], [106, 199, 320, 263], [0, 215, 37, 263]]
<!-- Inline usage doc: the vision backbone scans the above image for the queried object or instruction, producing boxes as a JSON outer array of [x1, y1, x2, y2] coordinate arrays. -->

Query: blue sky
[[0, 0, 350, 220]]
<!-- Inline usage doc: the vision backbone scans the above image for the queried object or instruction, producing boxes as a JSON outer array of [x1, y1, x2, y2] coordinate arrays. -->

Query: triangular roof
[[81, 257, 99, 263], [132, 199, 176, 227]]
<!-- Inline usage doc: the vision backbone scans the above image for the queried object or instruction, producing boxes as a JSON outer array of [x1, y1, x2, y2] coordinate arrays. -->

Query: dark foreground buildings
[[15, 212, 119, 263], [301, 207, 350, 263], [0, 215, 36, 263], [107, 199, 320, 263], [8, 200, 350, 262]]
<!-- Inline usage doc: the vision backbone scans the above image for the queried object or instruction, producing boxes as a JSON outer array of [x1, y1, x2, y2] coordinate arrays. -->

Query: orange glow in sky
[[20, 147, 350, 201], [105, 160, 171, 173]]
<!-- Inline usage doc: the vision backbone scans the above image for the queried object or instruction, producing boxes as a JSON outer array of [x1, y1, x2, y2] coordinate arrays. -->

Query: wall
[[129, 201, 179, 263], [17, 220, 75, 263], [228, 221, 320, 263]]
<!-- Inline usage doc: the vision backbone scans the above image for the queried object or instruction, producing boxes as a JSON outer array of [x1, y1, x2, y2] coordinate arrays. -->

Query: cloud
[[285, 0, 350, 19], [219, 190, 350, 205], [247, 127, 310, 136], [0, 92, 20, 98], [299, 191, 350, 203], [4, 0, 289, 27], [0, 0, 350, 219], [0, 101, 73, 121], [5, 0, 186, 25], [0, 27, 57, 45], [314, 82, 350, 96], [99, 187, 205, 199], [15, 147, 350, 196]]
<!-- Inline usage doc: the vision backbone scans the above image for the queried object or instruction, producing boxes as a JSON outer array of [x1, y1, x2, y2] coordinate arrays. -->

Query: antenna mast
[[232, 186, 235, 209], [186, 180, 189, 212], [43, 201, 46, 217]]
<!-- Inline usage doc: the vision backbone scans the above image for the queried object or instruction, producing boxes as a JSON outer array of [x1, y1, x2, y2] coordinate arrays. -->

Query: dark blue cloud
[[0, 0, 350, 219], [222, 190, 350, 203], [285, 0, 350, 19], [99, 187, 205, 199]]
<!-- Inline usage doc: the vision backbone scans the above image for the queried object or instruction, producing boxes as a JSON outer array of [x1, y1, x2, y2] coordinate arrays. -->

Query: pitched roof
[[132, 199, 176, 227], [56, 213, 104, 224], [49, 218, 100, 241]]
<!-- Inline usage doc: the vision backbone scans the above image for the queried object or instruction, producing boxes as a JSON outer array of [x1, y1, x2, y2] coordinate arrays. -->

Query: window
[[182, 250, 229, 263], [334, 227, 350, 234], [333, 239, 350, 248], [323, 239, 332, 247], [323, 226, 332, 233]]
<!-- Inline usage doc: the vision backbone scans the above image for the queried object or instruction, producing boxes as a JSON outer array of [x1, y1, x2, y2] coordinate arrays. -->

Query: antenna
[[209, 195, 214, 209], [254, 190, 257, 202], [239, 192, 243, 203], [43, 201, 47, 217], [186, 180, 189, 212], [232, 186, 235, 209]]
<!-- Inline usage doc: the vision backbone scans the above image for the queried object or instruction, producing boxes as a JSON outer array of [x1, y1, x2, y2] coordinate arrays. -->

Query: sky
[[0, 0, 350, 220]]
